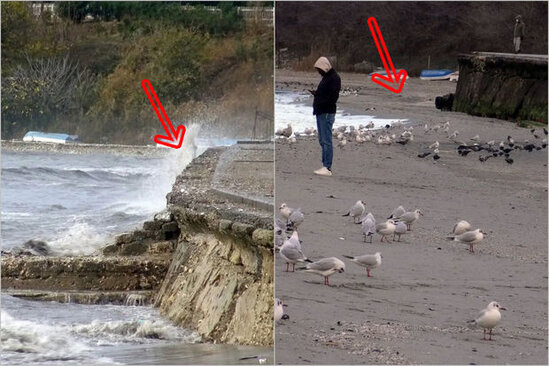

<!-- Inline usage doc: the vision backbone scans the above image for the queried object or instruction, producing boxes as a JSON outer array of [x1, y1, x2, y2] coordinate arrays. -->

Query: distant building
[[23, 131, 80, 144], [30, 2, 56, 17]]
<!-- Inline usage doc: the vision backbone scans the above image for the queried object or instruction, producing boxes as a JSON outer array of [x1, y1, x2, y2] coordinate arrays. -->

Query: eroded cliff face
[[154, 146, 274, 346], [454, 52, 548, 122]]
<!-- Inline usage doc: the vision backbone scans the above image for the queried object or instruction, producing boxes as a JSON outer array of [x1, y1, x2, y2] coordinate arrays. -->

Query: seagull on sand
[[343, 252, 382, 278], [287, 208, 304, 230], [376, 220, 396, 243], [275, 298, 289, 322], [393, 221, 407, 241], [297, 257, 345, 286], [280, 234, 312, 272], [452, 220, 472, 235], [342, 200, 366, 224], [387, 205, 405, 219], [470, 301, 506, 341], [448, 228, 486, 253], [361, 213, 376, 243], [279, 203, 293, 222], [394, 209, 423, 231]]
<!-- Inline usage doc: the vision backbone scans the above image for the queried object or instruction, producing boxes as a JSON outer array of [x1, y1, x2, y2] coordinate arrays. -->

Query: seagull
[[281, 124, 293, 138], [297, 257, 345, 286], [448, 228, 486, 253], [280, 235, 312, 272], [388, 205, 406, 219], [393, 221, 407, 242], [287, 208, 304, 230], [429, 141, 439, 149], [394, 209, 423, 231], [342, 200, 366, 224], [448, 130, 459, 139], [471, 301, 506, 341], [452, 220, 472, 235], [376, 220, 396, 243], [279, 203, 293, 222], [275, 298, 289, 322], [433, 149, 440, 161], [274, 219, 286, 249], [343, 252, 382, 278], [361, 213, 376, 243]]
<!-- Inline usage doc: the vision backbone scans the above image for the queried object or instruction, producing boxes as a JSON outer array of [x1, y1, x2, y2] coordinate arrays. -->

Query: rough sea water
[[1, 125, 210, 255], [1, 125, 271, 364], [275, 90, 405, 134]]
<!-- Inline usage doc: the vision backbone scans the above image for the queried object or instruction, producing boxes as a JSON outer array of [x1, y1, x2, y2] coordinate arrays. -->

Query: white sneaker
[[314, 167, 332, 176]]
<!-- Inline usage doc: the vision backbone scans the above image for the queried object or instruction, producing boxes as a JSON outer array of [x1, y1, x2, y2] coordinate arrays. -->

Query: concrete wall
[[154, 147, 274, 346], [454, 52, 548, 123]]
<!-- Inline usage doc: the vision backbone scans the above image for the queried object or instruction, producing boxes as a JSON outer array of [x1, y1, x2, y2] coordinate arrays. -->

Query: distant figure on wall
[[308, 56, 341, 177], [513, 15, 525, 54]]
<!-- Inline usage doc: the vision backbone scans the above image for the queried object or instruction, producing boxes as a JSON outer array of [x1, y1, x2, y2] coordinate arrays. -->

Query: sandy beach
[[274, 70, 548, 364]]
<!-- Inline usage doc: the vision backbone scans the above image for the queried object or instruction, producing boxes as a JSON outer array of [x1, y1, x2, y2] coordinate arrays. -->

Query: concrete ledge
[[4, 289, 154, 305], [210, 187, 274, 212]]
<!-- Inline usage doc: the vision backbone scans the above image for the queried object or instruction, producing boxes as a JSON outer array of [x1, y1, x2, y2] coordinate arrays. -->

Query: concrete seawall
[[155, 143, 274, 346], [454, 52, 548, 122]]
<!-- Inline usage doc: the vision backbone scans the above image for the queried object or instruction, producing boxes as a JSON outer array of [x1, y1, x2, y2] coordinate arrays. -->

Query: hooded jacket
[[313, 57, 341, 115], [514, 16, 525, 38]]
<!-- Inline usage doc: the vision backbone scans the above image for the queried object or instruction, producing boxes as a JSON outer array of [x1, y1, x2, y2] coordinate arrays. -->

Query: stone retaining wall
[[454, 52, 548, 122]]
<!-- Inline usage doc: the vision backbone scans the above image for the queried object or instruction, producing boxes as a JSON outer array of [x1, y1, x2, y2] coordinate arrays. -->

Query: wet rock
[[219, 219, 233, 232], [232, 222, 254, 237], [252, 229, 274, 247], [162, 222, 180, 240], [143, 220, 164, 232], [22, 240, 50, 256], [102, 244, 120, 256], [115, 233, 133, 245], [149, 241, 174, 254], [120, 242, 148, 256]]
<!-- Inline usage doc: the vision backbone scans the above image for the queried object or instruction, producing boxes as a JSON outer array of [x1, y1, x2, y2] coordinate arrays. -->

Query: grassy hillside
[[2, 2, 273, 144], [275, 1, 548, 74]]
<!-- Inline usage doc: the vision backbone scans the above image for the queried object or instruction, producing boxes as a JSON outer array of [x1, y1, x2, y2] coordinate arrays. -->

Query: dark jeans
[[316, 113, 336, 170]]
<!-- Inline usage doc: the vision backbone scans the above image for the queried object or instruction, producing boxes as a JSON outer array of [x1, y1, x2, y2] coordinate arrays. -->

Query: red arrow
[[367, 17, 407, 94], [141, 79, 186, 149]]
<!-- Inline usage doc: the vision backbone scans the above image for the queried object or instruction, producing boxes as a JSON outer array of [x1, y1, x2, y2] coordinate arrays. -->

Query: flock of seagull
[[275, 199, 505, 341], [277, 120, 548, 165], [272, 120, 546, 344]]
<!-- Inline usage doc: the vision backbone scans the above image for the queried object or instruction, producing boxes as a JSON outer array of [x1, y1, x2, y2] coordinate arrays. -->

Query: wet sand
[[275, 70, 548, 364]]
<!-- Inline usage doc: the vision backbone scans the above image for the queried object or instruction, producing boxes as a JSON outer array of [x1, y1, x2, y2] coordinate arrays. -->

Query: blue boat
[[23, 131, 80, 144], [420, 69, 455, 80]]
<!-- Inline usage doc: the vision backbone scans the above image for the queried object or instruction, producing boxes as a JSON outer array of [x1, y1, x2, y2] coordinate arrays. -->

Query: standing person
[[309, 56, 341, 177], [513, 15, 525, 54]]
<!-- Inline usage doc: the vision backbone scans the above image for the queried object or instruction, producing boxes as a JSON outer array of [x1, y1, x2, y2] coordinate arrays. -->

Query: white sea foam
[[47, 222, 108, 256], [0, 310, 89, 357], [72, 318, 201, 343], [275, 91, 406, 135]]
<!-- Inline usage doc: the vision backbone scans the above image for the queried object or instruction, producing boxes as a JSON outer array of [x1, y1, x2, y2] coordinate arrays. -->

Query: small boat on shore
[[420, 69, 455, 80], [22, 131, 80, 144]]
